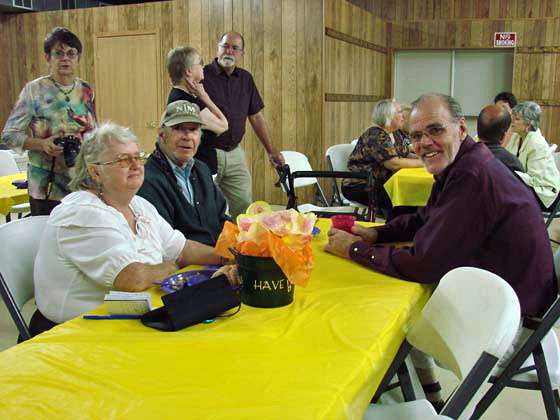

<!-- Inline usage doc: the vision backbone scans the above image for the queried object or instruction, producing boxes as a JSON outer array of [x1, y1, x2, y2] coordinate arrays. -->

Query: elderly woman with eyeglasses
[[1, 27, 97, 216], [504, 101, 560, 210], [342, 99, 422, 219], [31, 122, 235, 336]]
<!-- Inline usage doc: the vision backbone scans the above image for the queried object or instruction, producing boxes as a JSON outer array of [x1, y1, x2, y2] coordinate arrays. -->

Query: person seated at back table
[[477, 104, 524, 173], [341, 99, 422, 219], [32, 122, 236, 336], [138, 100, 229, 246], [493, 91, 518, 147], [166, 46, 228, 175], [505, 101, 560, 211], [326, 93, 556, 410]]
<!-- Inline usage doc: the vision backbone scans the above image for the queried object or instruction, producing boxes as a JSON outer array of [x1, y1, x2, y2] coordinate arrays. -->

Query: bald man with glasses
[[202, 31, 284, 218]]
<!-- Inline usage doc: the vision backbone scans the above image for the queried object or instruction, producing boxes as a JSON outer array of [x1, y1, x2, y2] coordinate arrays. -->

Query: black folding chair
[[275, 164, 375, 221], [470, 295, 560, 420], [544, 197, 560, 245]]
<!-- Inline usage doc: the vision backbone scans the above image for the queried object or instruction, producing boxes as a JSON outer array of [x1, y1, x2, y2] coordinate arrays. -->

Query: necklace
[[50, 77, 76, 102]]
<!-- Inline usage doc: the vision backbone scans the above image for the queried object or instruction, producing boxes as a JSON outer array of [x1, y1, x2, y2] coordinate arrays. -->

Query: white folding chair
[[279, 150, 359, 216], [351, 138, 359, 146], [366, 267, 521, 420], [0, 216, 48, 341], [325, 143, 368, 210], [0, 150, 30, 221]]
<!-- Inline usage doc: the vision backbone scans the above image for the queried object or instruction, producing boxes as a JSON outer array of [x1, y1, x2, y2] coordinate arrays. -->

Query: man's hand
[[268, 149, 285, 167], [325, 228, 361, 259], [350, 225, 378, 244], [42, 135, 64, 157], [212, 264, 240, 287]]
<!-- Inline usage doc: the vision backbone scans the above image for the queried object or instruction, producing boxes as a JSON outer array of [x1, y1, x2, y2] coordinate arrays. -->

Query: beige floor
[[0, 214, 558, 419]]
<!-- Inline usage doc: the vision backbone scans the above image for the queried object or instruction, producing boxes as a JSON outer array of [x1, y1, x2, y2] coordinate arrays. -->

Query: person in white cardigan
[[504, 101, 560, 210]]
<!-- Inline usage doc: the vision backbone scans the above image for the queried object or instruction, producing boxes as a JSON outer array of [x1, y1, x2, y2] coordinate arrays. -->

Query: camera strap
[[45, 158, 56, 201]]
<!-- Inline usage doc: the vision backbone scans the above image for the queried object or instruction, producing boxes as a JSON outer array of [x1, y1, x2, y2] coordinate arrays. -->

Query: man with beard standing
[[202, 31, 284, 218]]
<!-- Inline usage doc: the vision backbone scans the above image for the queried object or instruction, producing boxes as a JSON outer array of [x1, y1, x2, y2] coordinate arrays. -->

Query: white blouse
[[505, 129, 560, 208], [34, 191, 186, 323]]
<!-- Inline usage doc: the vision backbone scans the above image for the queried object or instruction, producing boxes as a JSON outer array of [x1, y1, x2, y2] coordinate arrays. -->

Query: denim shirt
[[166, 156, 195, 205]]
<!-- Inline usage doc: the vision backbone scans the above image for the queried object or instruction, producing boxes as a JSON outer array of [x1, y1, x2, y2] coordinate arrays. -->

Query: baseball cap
[[160, 100, 202, 127]]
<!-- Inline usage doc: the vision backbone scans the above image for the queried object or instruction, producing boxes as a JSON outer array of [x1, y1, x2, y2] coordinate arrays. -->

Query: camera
[[54, 135, 81, 168]]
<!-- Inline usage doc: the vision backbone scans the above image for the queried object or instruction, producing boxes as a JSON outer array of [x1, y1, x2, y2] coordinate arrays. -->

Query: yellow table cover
[[0, 219, 430, 419], [384, 167, 434, 207], [0, 173, 28, 215]]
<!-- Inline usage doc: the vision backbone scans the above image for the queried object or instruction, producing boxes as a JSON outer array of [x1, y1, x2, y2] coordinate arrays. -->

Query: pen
[[83, 315, 141, 320]]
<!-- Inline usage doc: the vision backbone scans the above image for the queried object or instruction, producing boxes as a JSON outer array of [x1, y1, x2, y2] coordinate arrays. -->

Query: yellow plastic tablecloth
[[0, 173, 28, 215], [0, 219, 430, 419], [384, 167, 434, 207]]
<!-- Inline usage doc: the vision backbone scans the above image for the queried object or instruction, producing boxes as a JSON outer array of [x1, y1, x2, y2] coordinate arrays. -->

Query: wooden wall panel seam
[[325, 93, 384, 102], [325, 27, 388, 53], [517, 46, 560, 53], [518, 99, 560, 106]]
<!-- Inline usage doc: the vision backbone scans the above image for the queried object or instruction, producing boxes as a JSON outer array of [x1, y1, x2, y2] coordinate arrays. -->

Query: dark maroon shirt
[[350, 136, 556, 317], [202, 59, 264, 151]]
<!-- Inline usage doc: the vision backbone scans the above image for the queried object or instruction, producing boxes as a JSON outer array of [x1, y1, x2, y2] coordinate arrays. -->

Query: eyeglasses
[[410, 123, 450, 144], [51, 49, 79, 59], [94, 151, 148, 168], [218, 43, 243, 52]]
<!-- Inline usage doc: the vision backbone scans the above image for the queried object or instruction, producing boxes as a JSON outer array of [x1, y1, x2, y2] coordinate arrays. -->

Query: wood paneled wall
[[324, 0, 388, 151], [360, 0, 560, 143], [0, 0, 323, 205], [349, 0, 560, 20]]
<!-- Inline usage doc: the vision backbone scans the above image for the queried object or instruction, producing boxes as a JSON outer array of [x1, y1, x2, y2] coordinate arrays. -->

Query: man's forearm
[[113, 261, 178, 292], [248, 112, 274, 153]]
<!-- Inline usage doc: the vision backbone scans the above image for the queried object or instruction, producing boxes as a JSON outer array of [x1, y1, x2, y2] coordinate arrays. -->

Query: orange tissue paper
[[215, 202, 316, 287]]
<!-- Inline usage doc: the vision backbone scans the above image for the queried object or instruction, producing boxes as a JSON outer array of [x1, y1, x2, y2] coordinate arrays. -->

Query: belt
[[216, 143, 240, 152]]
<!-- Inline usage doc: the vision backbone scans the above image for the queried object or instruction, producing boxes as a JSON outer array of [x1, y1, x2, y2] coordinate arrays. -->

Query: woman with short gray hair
[[31, 122, 235, 337], [1, 27, 96, 216], [505, 101, 560, 210], [342, 99, 422, 219], [166, 46, 228, 174]]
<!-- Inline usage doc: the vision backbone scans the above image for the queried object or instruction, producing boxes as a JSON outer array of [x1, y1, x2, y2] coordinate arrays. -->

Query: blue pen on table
[[83, 314, 141, 320]]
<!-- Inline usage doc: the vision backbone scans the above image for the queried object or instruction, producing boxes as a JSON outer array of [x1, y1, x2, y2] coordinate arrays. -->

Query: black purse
[[141, 275, 241, 331]]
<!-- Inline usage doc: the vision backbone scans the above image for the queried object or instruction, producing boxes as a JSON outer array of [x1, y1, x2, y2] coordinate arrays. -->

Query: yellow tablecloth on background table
[[384, 167, 434, 207], [0, 219, 430, 419], [0, 173, 28, 215]]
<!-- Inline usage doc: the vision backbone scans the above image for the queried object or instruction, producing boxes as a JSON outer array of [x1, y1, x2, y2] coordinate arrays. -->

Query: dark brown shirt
[[349, 136, 555, 317], [202, 59, 264, 151], [343, 127, 412, 188]]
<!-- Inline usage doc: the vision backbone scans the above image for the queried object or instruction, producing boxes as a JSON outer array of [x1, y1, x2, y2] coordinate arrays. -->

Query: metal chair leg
[[469, 373, 509, 419], [396, 360, 416, 402], [533, 343, 560, 420]]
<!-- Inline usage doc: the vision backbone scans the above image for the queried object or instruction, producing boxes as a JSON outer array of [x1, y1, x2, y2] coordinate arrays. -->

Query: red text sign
[[494, 32, 517, 47]]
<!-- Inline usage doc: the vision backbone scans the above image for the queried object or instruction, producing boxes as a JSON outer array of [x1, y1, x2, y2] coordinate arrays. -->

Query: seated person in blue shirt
[[138, 100, 229, 246]]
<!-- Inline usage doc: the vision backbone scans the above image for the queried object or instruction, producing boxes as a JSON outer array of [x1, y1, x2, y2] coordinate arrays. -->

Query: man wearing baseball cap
[[138, 100, 230, 246]]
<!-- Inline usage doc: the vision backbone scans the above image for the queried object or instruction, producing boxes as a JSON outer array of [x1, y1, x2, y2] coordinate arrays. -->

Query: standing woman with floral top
[[1, 27, 97, 215]]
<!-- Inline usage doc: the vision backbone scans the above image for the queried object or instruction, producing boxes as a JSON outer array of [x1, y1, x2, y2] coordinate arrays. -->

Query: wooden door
[[94, 31, 162, 153]]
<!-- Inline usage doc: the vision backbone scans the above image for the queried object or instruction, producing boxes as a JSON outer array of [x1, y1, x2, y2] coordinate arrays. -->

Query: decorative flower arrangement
[[215, 202, 316, 287]]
